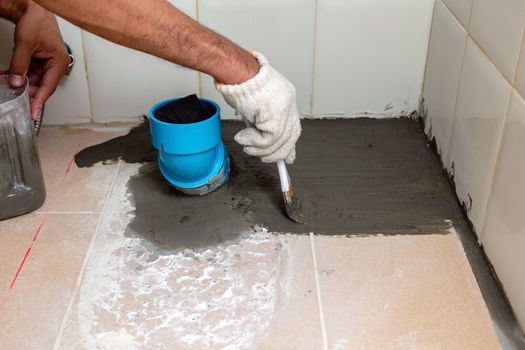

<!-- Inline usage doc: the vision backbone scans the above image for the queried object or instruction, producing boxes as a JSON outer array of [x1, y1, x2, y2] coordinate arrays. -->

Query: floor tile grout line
[[309, 232, 328, 350], [52, 160, 122, 350]]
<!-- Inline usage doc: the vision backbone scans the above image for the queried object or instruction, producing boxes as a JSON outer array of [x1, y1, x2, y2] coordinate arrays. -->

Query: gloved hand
[[216, 51, 301, 164]]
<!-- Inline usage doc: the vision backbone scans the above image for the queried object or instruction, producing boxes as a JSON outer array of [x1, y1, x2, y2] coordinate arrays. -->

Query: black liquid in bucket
[[153, 94, 215, 124]]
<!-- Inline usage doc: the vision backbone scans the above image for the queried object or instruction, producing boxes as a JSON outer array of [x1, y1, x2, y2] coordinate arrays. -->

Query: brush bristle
[[282, 191, 305, 224]]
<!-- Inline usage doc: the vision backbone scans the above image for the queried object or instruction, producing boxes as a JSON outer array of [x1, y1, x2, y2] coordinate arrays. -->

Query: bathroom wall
[[0, 0, 433, 123], [422, 0, 525, 328]]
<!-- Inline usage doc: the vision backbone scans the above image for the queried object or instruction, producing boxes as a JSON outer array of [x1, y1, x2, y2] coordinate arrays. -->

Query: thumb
[[9, 41, 33, 87]]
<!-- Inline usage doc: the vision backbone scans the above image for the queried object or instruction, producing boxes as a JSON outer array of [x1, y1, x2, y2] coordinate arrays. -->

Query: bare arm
[[0, 0, 27, 22], [32, 0, 259, 84]]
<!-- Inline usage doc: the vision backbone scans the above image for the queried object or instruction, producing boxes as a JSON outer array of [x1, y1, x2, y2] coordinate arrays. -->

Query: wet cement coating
[[75, 121, 156, 166], [76, 118, 464, 242], [75, 118, 525, 346]]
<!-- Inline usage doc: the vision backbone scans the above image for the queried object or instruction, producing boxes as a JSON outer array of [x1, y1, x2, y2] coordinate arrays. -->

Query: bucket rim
[[0, 74, 29, 113]]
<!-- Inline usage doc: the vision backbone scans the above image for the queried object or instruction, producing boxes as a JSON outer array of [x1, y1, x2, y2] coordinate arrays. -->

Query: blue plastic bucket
[[148, 98, 229, 195]]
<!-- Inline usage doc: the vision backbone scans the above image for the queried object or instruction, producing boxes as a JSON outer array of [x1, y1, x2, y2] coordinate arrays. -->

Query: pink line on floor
[[0, 143, 82, 312], [9, 222, 44, 289], [64, 144, 81, 176]]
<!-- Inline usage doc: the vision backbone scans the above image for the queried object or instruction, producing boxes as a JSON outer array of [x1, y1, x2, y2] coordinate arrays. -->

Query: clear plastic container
[[0, 75, 46, 220]]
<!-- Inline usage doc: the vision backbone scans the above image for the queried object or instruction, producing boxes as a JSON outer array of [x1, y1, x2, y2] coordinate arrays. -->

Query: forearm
[[33, 0, 258, 84], [0, 0, 29, 22]]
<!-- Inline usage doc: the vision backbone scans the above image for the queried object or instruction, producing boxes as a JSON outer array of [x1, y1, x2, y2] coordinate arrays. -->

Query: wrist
[[233, 52, 260, 84], [214, 50, 260, 85], [0, 0, 30, 23], [216, 51, 272, 98]]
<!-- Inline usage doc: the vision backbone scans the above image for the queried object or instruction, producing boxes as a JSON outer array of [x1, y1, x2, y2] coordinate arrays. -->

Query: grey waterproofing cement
[[77, 118, 461, 243]]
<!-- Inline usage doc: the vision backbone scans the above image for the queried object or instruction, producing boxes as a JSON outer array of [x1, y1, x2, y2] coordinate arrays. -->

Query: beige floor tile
[[57, 226, 320, 349], [0, 213, 41, 291], [257, 235, 324, 350], [37, 127, 125, 213], [314, 233, 501, 350], [0, 213, 99, 350]]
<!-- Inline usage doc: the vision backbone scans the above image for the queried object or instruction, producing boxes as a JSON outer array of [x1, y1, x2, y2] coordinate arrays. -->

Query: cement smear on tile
[[75, 120, 156, 166], [76, 119, 463, 244]]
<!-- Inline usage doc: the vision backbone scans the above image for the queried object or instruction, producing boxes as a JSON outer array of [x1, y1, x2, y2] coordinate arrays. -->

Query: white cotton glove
[[215, 51, 301, 164]]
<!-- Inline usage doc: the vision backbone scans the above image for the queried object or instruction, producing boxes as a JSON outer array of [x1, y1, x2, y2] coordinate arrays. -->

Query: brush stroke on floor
[[76, 118, 464, 248]]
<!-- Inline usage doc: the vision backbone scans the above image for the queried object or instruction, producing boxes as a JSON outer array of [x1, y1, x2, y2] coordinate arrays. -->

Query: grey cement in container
[[0, 80, 46, 220]]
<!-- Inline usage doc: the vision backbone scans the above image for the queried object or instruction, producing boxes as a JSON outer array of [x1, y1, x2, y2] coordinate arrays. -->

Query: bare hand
[[2, 2, 69, 119]]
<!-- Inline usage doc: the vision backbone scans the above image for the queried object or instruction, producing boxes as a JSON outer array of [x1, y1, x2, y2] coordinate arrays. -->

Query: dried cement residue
[[56, 164, 295, 350]]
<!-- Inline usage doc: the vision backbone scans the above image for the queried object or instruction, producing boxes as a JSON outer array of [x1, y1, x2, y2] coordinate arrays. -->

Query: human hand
[[216, 52, 301, 164], [2, 1, 69, 119]]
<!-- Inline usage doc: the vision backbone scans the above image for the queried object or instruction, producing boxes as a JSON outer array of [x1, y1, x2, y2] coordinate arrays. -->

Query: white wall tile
[[44, 18, 92, 125], [470, 0, 525, 81], [313, 0, 434, 118], [482, 91, 525, 329], [515, 33, 525, 99], [198, 0, 316, 119], [442, 0, 472, 28], [422, 1, 468, 161], [83, 0, 198, 121], [448, 38, 511, 234]]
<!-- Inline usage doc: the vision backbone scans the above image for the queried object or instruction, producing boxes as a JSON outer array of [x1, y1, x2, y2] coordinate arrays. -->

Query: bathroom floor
[[0, 119, 510, 349]]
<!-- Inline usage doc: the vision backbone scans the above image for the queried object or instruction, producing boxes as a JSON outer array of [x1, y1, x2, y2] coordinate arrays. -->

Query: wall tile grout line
[[420, 1, 438, 107], [442, 0, 470, 169], [467, 0, 473, 30], [478, 88, 514, 240], [309, 0, 319, 116], [52, 160, 122, 350], [309, 232, 328, 350], [195, 0, 203, 98], [79, 30, 95, 119], [511, 21, 525, 86], [419, 0, 438, 108]]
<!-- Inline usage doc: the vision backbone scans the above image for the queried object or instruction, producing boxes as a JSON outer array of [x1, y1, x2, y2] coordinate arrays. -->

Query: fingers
[[236, 105, 301, 163], [240, 123, 291, 158], [31, 61, 64, 119], [29, 85, 38, 97], [260, 117, 301, 163], [9, 40, 33, 88], [239, 118, 300, 164], [284, 147, 296, 164]]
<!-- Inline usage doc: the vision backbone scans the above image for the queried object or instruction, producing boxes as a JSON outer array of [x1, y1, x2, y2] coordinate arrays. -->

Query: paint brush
[[277, 160, 305, 224], [241, 119, 304, 223]]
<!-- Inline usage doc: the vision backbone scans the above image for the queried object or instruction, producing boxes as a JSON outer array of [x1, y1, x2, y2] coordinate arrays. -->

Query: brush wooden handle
[[242, 119, 291, 192]]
